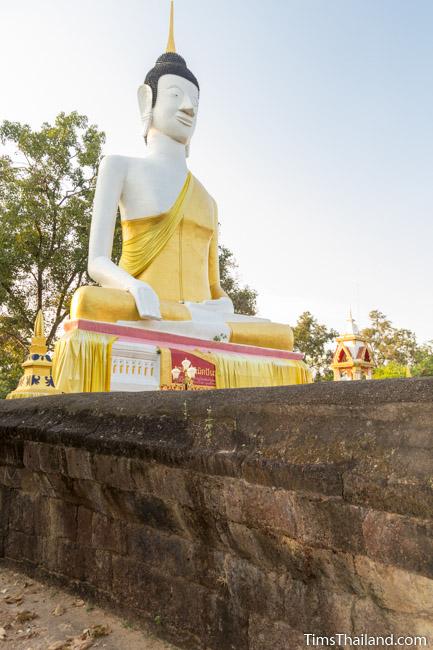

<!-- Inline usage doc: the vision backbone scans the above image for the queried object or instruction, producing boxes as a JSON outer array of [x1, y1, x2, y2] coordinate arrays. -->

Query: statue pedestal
[[52, 319, 311, 393]]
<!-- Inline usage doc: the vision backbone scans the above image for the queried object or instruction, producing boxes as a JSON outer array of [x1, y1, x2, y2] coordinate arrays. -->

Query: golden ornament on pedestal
[[6, 310, 61, 399]]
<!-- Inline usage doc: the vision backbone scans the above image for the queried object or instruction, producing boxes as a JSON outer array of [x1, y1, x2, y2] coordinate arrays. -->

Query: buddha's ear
[[137, 84, 153, 141], [185, 143, 190, 158]]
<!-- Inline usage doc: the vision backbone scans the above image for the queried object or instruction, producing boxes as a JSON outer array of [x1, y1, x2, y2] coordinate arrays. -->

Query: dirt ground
[[0, 565, 180, 650]]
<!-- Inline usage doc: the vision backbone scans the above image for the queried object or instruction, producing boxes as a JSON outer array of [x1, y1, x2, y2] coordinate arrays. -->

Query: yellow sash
[[119, 172, 192, 278]]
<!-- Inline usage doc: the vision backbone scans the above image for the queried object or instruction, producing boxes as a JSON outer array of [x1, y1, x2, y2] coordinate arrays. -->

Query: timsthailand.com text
[[304, 634, 427, 647]]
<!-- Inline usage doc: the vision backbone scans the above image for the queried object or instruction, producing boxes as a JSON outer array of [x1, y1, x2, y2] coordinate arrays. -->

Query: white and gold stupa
[[7, 311, 61, 399], [52, 2, 312, 393]]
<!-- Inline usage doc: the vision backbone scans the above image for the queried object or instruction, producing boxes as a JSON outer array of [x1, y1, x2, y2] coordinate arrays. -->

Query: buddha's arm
[[206, 202, 234, 311], [88, 155, 161, 319]]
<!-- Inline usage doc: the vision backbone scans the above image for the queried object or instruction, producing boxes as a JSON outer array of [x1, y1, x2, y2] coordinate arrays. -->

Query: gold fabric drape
[[52, 329, 117, 393], [119, 172, 192, 278], [160, 347, 174, 387], [159, 347, 312, 389], [204, 353, 312, 388]]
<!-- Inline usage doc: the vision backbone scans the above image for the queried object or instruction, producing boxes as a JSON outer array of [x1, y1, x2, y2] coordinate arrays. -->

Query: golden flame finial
[[166, 0, 176, 53], [34, 309, 44, 337], [6, 307, 61, 399]]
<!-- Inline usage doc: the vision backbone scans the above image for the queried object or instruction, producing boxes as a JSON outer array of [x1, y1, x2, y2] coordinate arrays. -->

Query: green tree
[[219, 244, 257, 315], [292, 311, 338, 380], [361, 310, 419, 366], [412, 356, 433, 377], [411, 342, 433, 377], [373, 361, 408, 379], [0, 112, 105, 397]]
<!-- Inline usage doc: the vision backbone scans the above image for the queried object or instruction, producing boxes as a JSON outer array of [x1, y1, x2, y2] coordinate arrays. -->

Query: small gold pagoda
[[331, 311, 374, 381], [7, 310, 61, 399]]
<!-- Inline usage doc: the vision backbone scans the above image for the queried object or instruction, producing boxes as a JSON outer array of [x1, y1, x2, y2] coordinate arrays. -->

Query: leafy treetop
[[293, 311, 338, 381], [0, 112, 105, 396], [218, 245, 257, 316], [361, 310, 421, 367]]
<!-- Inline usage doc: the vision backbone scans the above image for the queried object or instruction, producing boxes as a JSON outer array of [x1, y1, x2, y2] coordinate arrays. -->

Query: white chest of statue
[[101, 149, 190, 223]]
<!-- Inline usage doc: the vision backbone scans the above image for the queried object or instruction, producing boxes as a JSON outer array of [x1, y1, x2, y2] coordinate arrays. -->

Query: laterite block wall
[[0, 379, 432, 649]]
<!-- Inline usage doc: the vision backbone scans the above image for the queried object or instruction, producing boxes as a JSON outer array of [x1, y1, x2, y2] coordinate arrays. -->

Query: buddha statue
[[70, 1, 294, 352]]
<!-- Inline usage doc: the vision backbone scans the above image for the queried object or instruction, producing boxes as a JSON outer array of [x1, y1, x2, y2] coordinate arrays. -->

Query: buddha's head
[[138, 2, 199, 154]]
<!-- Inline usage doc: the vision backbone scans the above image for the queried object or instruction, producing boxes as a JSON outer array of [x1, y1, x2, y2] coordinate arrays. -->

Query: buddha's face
[[150, 74, 199, 145]]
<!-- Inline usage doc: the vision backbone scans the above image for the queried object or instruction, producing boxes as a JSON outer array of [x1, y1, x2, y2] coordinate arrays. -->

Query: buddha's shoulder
[[191, 174, 217, 208], [98, 154, 149, 174]]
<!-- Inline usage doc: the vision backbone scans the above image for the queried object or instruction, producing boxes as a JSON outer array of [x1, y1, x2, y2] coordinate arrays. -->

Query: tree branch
[[56, 187, 84, 207], [0, 330, 28, 350], [55, 171, 96, 208], [0, 280, 34, 330]]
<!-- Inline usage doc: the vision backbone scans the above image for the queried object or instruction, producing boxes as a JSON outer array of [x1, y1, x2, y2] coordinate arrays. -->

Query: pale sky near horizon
[[1, 0, 432, 342]]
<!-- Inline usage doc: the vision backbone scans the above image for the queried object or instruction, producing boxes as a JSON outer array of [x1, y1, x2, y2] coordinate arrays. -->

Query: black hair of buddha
[[145, 53, 199, 107]]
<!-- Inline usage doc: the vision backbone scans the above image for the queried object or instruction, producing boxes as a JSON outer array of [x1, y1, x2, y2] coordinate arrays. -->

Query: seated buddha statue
[[71, 3, 294, 352]]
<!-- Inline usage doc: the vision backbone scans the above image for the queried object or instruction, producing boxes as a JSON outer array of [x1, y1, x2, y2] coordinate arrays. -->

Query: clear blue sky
[[1, 0, 432, 341]]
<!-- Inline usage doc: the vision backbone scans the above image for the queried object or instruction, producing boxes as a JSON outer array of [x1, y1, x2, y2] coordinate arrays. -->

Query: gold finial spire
[[166, 0, 176, 53], [6, 309, 61, 399], [34, 309, 44, 337], [347, 307, 359, 335]]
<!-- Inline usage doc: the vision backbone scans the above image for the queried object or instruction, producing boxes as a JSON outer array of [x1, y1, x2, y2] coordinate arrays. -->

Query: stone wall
[[0, 379, 432, 649]]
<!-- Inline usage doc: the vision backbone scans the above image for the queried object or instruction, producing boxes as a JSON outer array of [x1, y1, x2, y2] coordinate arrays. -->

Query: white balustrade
[[110, 341, 160, 392]]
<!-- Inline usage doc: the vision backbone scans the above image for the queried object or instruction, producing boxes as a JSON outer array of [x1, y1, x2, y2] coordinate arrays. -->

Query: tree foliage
[[412, 356, 433, 377], [373, 361, 408, 379], [411, 342, 433, 377], [0, 112, 105, 396], [361, 310, 419, 366], [292, 311, 338, 380], [360, 310, 433, 378], [218, 245, 257, 315]]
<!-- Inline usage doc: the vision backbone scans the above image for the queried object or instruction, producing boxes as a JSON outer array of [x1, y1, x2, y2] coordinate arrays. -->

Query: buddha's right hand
[[127, 280, 162, 320]]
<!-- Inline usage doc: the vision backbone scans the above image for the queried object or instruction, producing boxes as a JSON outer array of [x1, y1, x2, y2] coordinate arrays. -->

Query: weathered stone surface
[[248, 616, 314, 650], [0, 465, 32, 490], [363, 510, 433, 577], [351, 596, 433, 640], [65, 446, 93, 480], [343, 469, 433, 519], [84, 547, 113, 593], [92, 511, 126, 554], [0, 487, 11, 556], [354, 555, 433, 617], [93, 453, 135, 490], [0, 378, 432, 649], [5, 529, 39, 563], [48, 498, 78, 540], [111, 556, 220, 647], [0, 439, 24, 467], [9, 492, 37, 535]]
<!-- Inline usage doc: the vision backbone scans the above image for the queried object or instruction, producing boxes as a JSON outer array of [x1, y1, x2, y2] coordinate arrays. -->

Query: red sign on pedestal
[[164, 349, 216, 390]]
